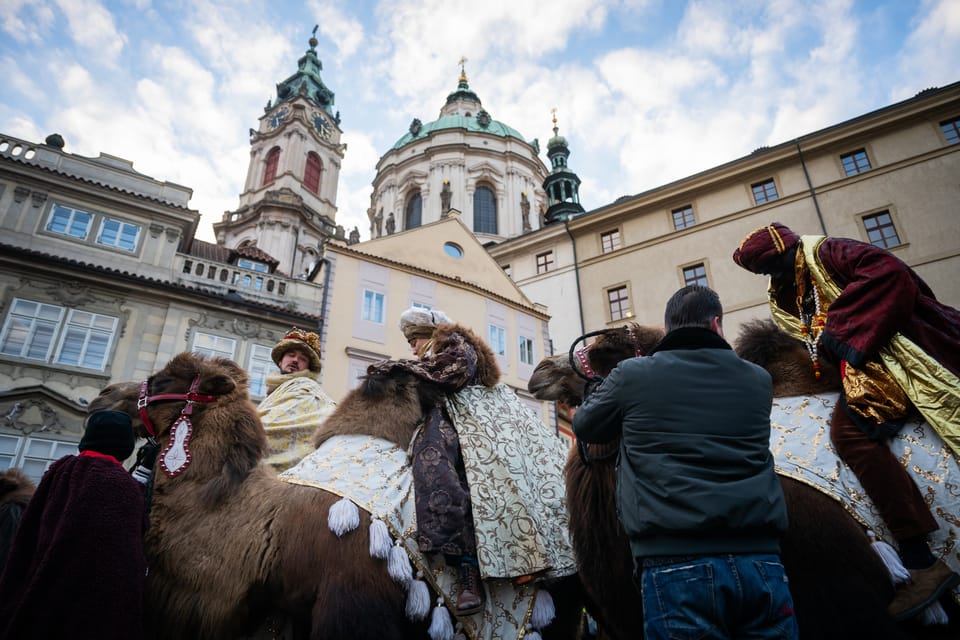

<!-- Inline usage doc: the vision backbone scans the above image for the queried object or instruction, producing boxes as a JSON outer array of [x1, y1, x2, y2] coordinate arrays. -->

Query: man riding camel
[[733, 222, 960, 621], [367, 306, 575, 616], [258, 327, 336, 472]]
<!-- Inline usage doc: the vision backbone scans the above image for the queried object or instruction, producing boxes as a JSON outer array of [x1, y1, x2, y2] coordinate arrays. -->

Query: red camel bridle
[[137, 374, 219, 438]]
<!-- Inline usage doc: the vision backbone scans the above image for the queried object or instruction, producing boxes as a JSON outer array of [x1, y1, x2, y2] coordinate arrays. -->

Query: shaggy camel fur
[[0, 468, 35, 573], [91, 352, 583, 640], [531, 320, 959, 640]]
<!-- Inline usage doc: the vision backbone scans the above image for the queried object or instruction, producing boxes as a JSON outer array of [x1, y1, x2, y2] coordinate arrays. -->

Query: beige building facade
[[321, 214, 553, 423], [490, 82, 960, 354]]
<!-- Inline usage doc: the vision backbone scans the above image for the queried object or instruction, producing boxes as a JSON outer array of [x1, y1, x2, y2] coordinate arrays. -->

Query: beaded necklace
[[796, 273, 826, 379]]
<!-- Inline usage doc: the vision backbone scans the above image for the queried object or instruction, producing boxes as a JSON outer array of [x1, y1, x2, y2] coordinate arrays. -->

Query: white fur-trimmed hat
[[399, 307, 452, 341]]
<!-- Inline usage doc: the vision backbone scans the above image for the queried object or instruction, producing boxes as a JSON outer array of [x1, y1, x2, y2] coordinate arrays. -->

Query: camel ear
[[198, 374, 236, 397]]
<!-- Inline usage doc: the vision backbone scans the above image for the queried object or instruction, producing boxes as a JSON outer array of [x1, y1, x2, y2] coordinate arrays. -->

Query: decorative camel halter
[[137, 374, 219, 478]]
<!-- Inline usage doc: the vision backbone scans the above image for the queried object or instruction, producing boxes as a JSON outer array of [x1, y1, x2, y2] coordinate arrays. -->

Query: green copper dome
[[390, 113, 528, 150]]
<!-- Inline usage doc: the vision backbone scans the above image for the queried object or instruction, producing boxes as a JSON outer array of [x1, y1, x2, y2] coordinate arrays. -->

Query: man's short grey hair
[[664, 285, 723, 332]]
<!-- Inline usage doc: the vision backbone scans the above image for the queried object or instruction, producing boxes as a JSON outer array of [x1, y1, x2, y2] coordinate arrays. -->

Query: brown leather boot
[[456, 562, 485, 616], [888, 559, 960, 621]]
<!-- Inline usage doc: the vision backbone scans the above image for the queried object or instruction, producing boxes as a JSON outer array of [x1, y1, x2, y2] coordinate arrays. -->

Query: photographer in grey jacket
[[573, 285, 798, 640]]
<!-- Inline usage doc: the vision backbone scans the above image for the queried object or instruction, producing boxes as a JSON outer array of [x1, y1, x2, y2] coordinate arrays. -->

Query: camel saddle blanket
[[770, 392, 960, 577], [445, 383, 577, 581], [280, 434, 549, 640]]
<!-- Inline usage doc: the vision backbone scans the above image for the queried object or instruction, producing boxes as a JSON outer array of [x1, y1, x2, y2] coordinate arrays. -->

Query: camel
[[529, 319, 959, 640], [0, 468, 34, 573], [90, 351, 582, 640]]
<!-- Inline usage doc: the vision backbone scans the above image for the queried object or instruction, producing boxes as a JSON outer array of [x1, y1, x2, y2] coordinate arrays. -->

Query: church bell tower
[[214, 28, 345, 278]]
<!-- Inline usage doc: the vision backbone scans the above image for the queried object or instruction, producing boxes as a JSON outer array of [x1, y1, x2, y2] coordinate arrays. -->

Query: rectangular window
[[0, 298, 117, 370], [536, 251, 554, 274], [248, 344, 277, 399], [192, 332, 236, 359], [840, 149, 872, 176], [362, 290, 385, 323], [518, 336, 535, 365], [96, 217, 141, 252], [607, 286, 630, 322], [412, 301, 431, 310], [941, 117, 960, 144], [488, 324, 506, 356], [672, 205, 695, 230], [600, 229, 621, 253], [751, 179, 779, 205], [1, 435, 79, 483], [237, 258, 270, 273], [46, 203, 93, 239], [863, 211, 902, 249], [683, 263, 709, 287]]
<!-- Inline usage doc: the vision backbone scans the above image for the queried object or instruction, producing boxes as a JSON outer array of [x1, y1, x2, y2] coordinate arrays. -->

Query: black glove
[[135, 440, 160, 471]]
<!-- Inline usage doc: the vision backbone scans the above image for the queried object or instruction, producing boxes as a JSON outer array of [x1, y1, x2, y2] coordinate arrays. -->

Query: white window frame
[[192, 332, 236, 359], [45, 203, 93, 239], [488, 324, 506, 357], [362, 289, 385, 324], [0, 298, 118, 371], [237, 258, 270, 273], [96, 217, 141, 252], [247, 344, 278, 399], [519, 335, 535, 365], [1, 434, 79, 484]]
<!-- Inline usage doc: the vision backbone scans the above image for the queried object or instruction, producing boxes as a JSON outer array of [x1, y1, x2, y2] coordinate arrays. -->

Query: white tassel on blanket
[[328, 497, 360, 537], [368, 516, 392, 559], [406, 573, 431, 621], [388, 540, 413, 586], [867, 530, 910, 585], [428, 597, 454, 640], [524, 625, 542, 640], [530, 588, 555, 629]]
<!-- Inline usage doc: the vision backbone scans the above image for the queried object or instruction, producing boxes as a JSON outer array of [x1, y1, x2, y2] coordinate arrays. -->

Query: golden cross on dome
[[458, 55, 468, 82]]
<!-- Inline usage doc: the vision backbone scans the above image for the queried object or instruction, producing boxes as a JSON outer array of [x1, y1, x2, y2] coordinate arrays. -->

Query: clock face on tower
[[269, 106, 290, 129], [312, 111, 331, 139]]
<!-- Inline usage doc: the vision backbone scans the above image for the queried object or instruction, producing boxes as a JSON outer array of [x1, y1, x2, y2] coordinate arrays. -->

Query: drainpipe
[[562, 215, 585, 338], [795, 140, 827, 235], [316, 255, 332, 345]]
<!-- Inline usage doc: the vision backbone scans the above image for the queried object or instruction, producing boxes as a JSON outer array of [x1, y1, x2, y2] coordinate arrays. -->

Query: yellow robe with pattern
[[258, 371, 336, 472]]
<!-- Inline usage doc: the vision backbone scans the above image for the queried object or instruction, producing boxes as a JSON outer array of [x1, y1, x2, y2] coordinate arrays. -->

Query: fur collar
[[432, 322, 501, 387], [266, 368, 319, 394], [650, 327, 732, 354]]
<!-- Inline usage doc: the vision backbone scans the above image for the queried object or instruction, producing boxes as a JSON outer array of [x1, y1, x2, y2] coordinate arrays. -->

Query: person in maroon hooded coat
[[0, 409, 148, 640], [733, 222, 960, 621]]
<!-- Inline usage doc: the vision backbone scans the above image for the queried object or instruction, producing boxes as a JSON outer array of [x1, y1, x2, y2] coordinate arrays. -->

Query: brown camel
[[529, 319, 959, 640], [90, 351, 582, 640], [0, 468, 35, 573]]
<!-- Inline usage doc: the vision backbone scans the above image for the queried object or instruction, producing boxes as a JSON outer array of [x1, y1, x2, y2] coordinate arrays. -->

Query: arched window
[[263, 147, 281, 185], [304, 152, 322, 193], [405, 191, 422, 229], [473, 185, 497, 234]]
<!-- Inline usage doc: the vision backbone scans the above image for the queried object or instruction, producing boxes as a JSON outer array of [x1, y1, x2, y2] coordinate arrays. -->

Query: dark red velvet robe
[[0, 455, 148, 640]]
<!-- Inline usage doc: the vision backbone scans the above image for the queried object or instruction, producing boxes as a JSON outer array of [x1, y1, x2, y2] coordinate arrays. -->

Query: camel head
[[733, 319, 842, 397], [90, 352, 265, 503], [314, 365, 442, 449], [528, 323, 664, 406]]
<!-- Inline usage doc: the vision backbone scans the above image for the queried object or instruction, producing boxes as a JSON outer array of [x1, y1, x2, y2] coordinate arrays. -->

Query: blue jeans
[[640, 554, 799, 640]]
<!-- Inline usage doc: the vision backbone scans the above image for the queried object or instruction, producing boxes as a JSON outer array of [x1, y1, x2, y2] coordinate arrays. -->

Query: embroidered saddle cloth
[[280, 433, 551, 640], [770, 392, 959, 579]]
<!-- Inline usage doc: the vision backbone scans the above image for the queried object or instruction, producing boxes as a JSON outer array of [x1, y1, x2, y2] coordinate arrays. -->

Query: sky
[[2, 0, 958, 243]]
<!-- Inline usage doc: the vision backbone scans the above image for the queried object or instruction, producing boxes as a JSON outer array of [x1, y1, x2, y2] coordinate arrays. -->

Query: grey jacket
[[572, 327, 788, 559]]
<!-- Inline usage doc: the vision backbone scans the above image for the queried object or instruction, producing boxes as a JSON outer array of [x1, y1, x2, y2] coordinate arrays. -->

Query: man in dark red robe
[[734, 222, 960, 621], [0, 410, 148, 640]]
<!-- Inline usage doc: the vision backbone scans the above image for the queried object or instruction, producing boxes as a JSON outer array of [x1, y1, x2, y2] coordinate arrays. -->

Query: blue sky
[[2, 0, 958, 242]]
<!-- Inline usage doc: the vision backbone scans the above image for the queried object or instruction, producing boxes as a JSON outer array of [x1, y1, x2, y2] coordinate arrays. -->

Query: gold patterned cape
[[279, 434, 548, 640], [444, 384, 577, 581], [770, 392, 960, 580], [258, 375, 336, 472]]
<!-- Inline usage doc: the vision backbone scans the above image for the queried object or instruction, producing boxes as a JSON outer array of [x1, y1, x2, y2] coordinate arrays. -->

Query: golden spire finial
[[458, 55, 468, 83], [551, 107, 559, 136]]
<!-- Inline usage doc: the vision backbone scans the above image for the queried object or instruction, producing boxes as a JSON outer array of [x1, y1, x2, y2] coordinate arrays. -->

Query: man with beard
[[258, 327, 336, 471]]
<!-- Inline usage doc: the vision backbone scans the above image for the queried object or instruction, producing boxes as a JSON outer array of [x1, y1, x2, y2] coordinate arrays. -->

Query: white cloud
[[0, 0, 55, 44], [893, 0, 960, 98], [54, 0, 126, 63], [0, 55, 47, 103]]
